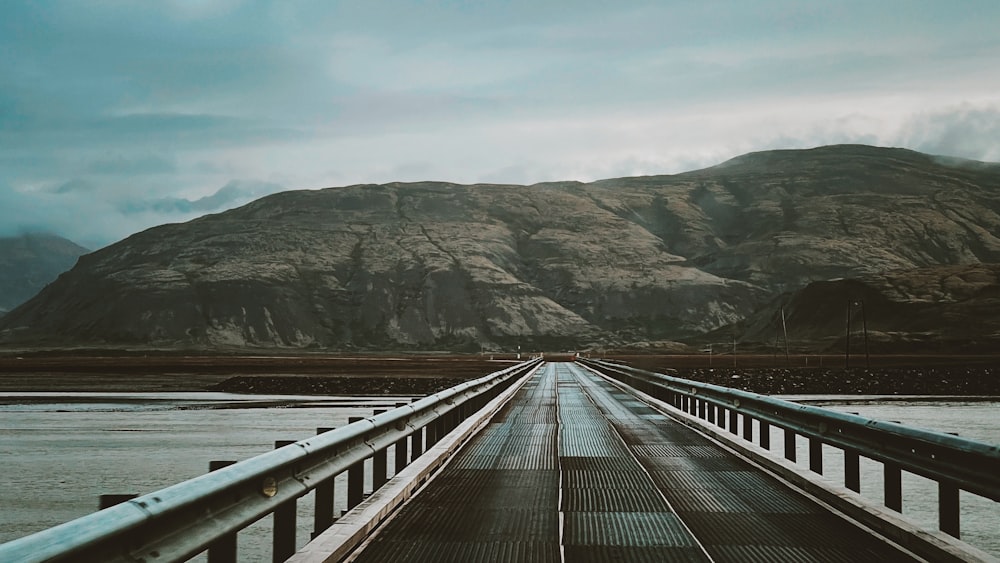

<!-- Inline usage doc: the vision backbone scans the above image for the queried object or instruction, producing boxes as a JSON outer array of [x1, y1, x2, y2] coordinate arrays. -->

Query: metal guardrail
[[579, 358, 1000, 540], [0, 358, 542, 563]]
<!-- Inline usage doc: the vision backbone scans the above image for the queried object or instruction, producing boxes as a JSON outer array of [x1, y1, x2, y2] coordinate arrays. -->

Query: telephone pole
[[845, 298, 852, 369], [859, 299, 870, 370]]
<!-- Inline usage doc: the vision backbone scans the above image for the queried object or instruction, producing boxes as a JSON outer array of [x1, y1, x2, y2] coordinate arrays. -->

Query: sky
[[2, 0, 999, 249]]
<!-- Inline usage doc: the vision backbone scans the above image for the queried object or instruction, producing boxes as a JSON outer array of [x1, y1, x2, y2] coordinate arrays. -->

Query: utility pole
[[732, 334, 737, 368], [859, 299, 870, 370], [845, 298, 852, 369], [772, 311, 779, 366], [781, 306, 790, 363]]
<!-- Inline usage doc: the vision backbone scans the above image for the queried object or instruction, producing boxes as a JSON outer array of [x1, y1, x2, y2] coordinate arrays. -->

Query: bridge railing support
[[0, 358, 542, 563], [579, 358, 1000, 542]]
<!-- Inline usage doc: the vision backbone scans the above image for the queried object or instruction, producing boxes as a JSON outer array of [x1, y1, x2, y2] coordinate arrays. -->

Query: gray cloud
[[2, 1, 999, 247], [0, 177, 283, 250], [900, 105, 1000, 162], [120, 180, 284, 215], [53, 179, 98, 195], [87, 155, 176, 175]]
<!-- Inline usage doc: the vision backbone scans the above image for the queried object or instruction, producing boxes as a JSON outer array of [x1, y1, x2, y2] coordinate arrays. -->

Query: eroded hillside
[[2, 145, 998, 351]]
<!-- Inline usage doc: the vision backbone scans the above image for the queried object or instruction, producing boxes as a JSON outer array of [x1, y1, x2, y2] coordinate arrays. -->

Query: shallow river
[[0, 392, 410, 561], [0, 393, 997, 559], [775, 397, 999, 557]]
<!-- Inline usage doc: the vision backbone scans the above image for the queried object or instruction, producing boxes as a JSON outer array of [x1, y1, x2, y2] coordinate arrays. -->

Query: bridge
[[0, 359, 996, 562]]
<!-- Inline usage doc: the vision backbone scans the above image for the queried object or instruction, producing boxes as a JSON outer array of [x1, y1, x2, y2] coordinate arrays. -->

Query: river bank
[[1, 354, 998, 396]]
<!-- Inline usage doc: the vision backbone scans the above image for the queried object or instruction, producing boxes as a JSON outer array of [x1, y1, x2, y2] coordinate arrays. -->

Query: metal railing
[[0, 358, 542, 563], [579, 358, 1000, 540]]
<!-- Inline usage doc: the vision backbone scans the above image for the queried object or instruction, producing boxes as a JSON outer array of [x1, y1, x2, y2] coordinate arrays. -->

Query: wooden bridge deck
[[348, 362, 914, 562]]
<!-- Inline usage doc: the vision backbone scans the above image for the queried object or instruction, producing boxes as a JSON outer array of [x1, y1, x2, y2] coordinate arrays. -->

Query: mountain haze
[[2, 145, 998, 351], [0, 234, 89, 316]]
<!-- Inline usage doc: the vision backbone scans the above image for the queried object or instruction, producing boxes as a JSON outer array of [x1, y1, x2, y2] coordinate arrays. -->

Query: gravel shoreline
[[1, 354, 997, 396], [207, 366, 1000, 397], [653, 367, 1000, 396], [210, 375, 467, 396]]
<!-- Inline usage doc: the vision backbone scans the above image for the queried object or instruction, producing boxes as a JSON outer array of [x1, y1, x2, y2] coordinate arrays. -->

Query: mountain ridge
[[2, 144, 998, 351]]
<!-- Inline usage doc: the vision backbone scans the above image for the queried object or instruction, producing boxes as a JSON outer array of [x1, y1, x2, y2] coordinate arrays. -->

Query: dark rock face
[[2, 145, 999, 351], [729, 263, 1000, 352], [0, 234, 89, 315]]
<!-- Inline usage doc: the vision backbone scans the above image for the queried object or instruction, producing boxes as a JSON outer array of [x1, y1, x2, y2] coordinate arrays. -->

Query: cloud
[[899, 104, 1000, 162], [0, 178, 283, 249], [159, 0, 246, 21], [2, 1, 1000, 247], [87, 155, 176, 175], [52, 179, 99, 195], [121, 180, 284, 215]]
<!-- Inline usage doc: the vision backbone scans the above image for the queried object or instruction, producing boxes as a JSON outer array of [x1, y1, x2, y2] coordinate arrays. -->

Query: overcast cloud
[[2, 0, 999, 248]]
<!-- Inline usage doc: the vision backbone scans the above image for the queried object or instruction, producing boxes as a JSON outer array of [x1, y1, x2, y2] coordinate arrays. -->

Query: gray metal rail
[[579, 358, 999, 539], [0, 358, 542, 563]]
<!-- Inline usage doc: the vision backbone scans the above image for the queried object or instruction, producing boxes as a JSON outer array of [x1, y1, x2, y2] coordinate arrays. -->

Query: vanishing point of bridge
[[1, 359, 996, 562]]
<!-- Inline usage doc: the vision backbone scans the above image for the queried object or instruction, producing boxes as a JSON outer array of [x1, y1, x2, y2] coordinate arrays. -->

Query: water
[[0, 392, 412, 561], [772, 398, 1000, 557]]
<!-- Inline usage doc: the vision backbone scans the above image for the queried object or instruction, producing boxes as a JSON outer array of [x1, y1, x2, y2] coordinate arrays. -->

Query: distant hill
[[0, 234, 89, 315], [1, 145, 998, 351], [716, 263, 1000, 353]]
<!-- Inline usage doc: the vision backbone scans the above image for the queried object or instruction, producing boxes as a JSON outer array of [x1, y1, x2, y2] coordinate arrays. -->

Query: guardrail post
[[433, 414, 445, 444], [312, 428, 336, 539], [939, 482, 960, 538], [411, 426, 424, 459], [347, 417, 365, 511], [707, 402, 715, 424], [809, 438, 823, 474], [207, 461, 237, 563], [760, 420, 770, 450], [394, 403, 408, 475], [98, 494, 137, 509], [273, 441, 297, 563], [372, 410, 388, 491], [729, 408, 739, 435], [844, 450, 860, 492], [885, 462, 902, 512], [426, 417, 439, 448], [784, 429, 796, 462], [742, 413, 752, 441]]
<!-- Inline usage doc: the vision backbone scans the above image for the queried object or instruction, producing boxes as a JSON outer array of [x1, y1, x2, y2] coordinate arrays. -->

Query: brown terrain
[[1, 353, 997, 396], [0, 354, 521, 393]]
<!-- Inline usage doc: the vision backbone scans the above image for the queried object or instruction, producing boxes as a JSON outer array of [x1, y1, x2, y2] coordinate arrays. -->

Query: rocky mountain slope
[[1, 145, 998, 351], [0, 234, 89, 316]]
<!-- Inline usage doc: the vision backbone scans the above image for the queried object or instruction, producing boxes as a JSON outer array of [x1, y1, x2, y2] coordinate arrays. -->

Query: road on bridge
[[348, 362, 915, 562]]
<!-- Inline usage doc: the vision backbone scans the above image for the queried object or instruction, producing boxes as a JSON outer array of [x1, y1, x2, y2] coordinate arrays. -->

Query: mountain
[[1, 145, 999, 351], [0, 234, 89, 316]]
